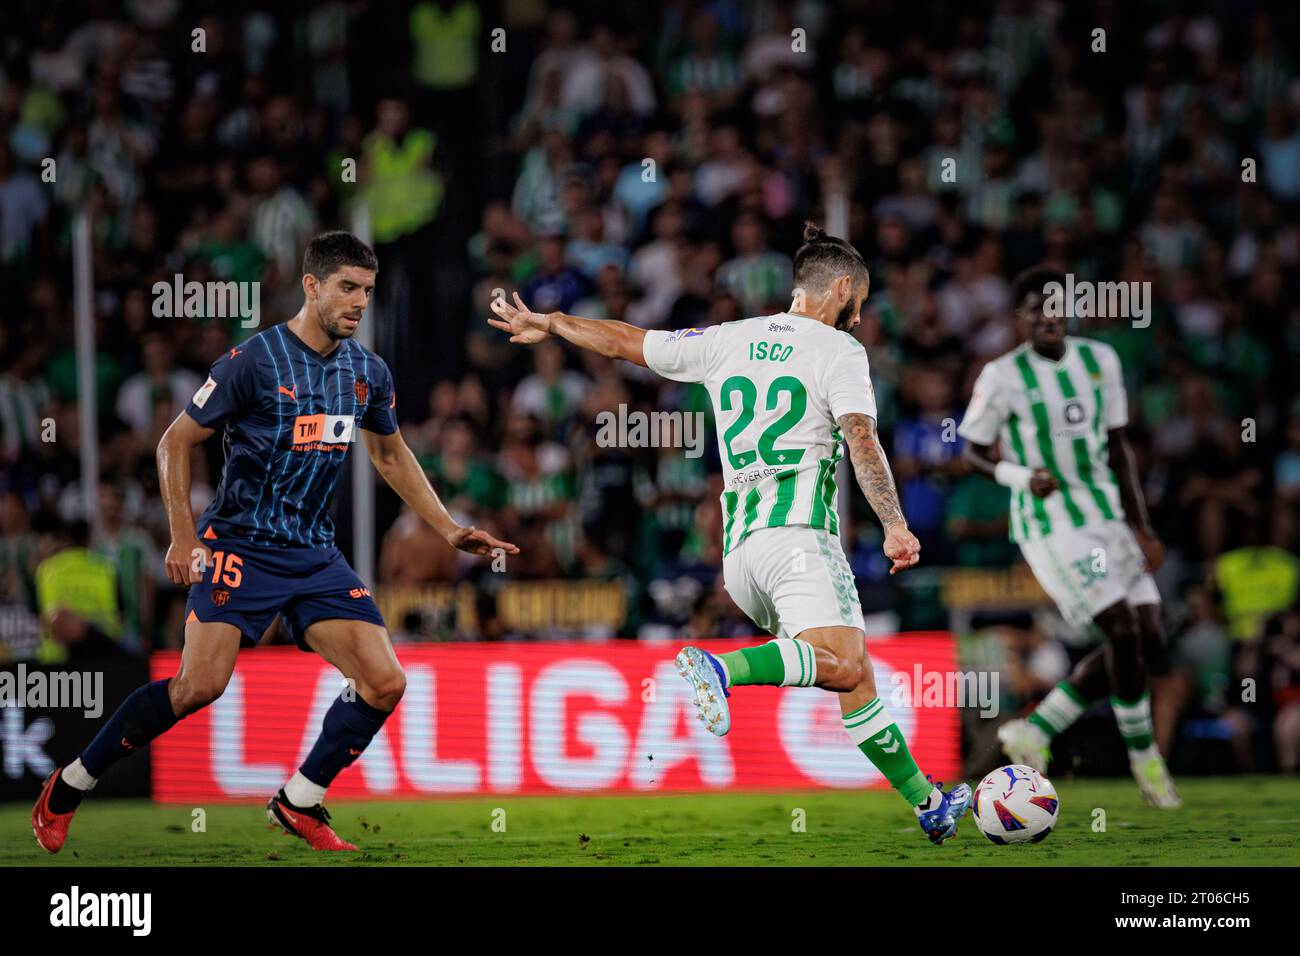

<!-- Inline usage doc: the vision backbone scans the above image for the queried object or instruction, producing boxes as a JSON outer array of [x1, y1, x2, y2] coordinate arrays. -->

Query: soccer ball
[[972, 765, 1059, 844]]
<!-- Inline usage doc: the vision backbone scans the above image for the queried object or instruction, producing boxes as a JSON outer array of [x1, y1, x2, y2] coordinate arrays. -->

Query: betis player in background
[[32, 232, 518, 853], [958, 266, 1180, 809], [491, 222, 974, 845]]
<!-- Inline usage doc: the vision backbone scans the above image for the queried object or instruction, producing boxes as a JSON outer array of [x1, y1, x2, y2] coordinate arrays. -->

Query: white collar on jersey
[[1024, 337, 1075, 368]]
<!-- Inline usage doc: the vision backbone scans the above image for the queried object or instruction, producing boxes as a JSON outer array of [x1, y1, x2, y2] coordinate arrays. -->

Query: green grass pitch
[[3, 777, 1297, 866]]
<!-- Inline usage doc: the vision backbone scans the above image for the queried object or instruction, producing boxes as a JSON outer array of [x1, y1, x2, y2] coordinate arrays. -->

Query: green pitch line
[[3, 777, 1297, 867]]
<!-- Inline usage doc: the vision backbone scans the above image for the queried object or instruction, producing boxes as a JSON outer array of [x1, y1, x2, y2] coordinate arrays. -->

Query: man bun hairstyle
[[303, 231, 379, 281], [793, 221, 868, 292]]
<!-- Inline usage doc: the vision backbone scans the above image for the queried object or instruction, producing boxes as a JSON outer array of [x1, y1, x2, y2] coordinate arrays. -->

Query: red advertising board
[[150, 635, 960, 802]]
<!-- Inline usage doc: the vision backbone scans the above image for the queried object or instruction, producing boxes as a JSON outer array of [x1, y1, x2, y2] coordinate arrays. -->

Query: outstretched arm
[[362, 428, 519, 557], [488, 292, 648, 366], [836, 412, 920, 575]]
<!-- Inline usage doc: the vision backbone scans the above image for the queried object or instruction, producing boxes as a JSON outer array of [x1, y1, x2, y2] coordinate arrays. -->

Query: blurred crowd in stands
[[1, 1, 1298, 769]]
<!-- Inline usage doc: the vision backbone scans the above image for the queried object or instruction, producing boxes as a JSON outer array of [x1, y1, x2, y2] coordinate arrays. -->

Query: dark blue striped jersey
[[185, 323, 398, 548]]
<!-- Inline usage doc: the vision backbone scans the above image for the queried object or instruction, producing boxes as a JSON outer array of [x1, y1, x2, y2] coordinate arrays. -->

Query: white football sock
[[63, 758, 98, 791], [913, 787, 944, 816], [771, 638, 818, 687], [283, 772, 327, 808], [1033, 684, 1086, 736]]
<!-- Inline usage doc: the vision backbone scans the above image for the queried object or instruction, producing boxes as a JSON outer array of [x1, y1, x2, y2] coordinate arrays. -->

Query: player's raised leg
[[33, 620, 241, 853], [676, 628, 848, 736], [265, 619, 406, 851], [676, 625, 830, 736]]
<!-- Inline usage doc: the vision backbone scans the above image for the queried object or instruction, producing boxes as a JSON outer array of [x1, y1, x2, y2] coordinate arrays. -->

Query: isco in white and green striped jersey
[[643, 312, 876, 636], [644, 312, 876, 553]]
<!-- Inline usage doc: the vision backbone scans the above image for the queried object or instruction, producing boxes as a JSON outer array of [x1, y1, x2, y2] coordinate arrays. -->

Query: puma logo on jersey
[[278, 385, 298, 401]]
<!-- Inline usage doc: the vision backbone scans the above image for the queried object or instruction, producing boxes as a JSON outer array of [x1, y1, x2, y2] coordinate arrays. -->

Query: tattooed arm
[[838, 412, 906, 528], [837, 412, 921, 575], [488, 291, 648, 366]]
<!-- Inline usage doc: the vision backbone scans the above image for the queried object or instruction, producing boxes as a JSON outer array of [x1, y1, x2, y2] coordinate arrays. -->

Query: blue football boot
[[916, 778, 973, 845]]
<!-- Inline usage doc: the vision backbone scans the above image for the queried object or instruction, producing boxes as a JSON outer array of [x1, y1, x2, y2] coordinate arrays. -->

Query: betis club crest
[[353, 378, 368, 404]]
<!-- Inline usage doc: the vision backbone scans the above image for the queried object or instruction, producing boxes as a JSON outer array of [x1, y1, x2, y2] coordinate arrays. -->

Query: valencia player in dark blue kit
[[32, 232, 517, 852]]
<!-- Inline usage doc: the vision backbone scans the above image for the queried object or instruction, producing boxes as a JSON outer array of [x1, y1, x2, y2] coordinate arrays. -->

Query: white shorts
[[1019, 521, 1161, 628], [722, 526, 865, 640]]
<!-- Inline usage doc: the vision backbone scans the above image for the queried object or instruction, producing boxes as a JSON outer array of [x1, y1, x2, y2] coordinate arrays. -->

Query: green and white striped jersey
[[643, 314, 876, 555], [957, 336, 1127, 542]]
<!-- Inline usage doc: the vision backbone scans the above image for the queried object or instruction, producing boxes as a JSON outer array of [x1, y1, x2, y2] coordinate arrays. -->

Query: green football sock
[[1027, 681, 1087, 739], [1111, 693, 1154, 751], [716, 639, 817, 688], [842, 697, 933, 806]]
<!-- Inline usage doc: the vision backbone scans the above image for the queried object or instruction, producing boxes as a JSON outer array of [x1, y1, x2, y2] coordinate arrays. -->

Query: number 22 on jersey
[[720, 375, 808, 468]]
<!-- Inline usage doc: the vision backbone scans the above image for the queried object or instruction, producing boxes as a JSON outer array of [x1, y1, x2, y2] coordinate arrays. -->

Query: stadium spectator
[[1209, 519, 1300, 641], [34, 519, 126, 664], [114, 326, 202, 443], [0, 141, 49, 274]]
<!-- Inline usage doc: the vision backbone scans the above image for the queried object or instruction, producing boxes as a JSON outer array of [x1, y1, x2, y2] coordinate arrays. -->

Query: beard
[[321, 308, 357, 339], [833, 298, 856, 331]]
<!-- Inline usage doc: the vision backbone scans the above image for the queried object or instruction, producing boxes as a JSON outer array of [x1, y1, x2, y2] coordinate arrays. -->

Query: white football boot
[[997, 718, 1051, 773], [674, 646, 731, 736], [1130, 752, 1182, 809]]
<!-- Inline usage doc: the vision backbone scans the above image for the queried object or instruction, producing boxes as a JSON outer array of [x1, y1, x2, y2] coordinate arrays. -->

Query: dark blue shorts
[[184, 536, 386, 650]]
